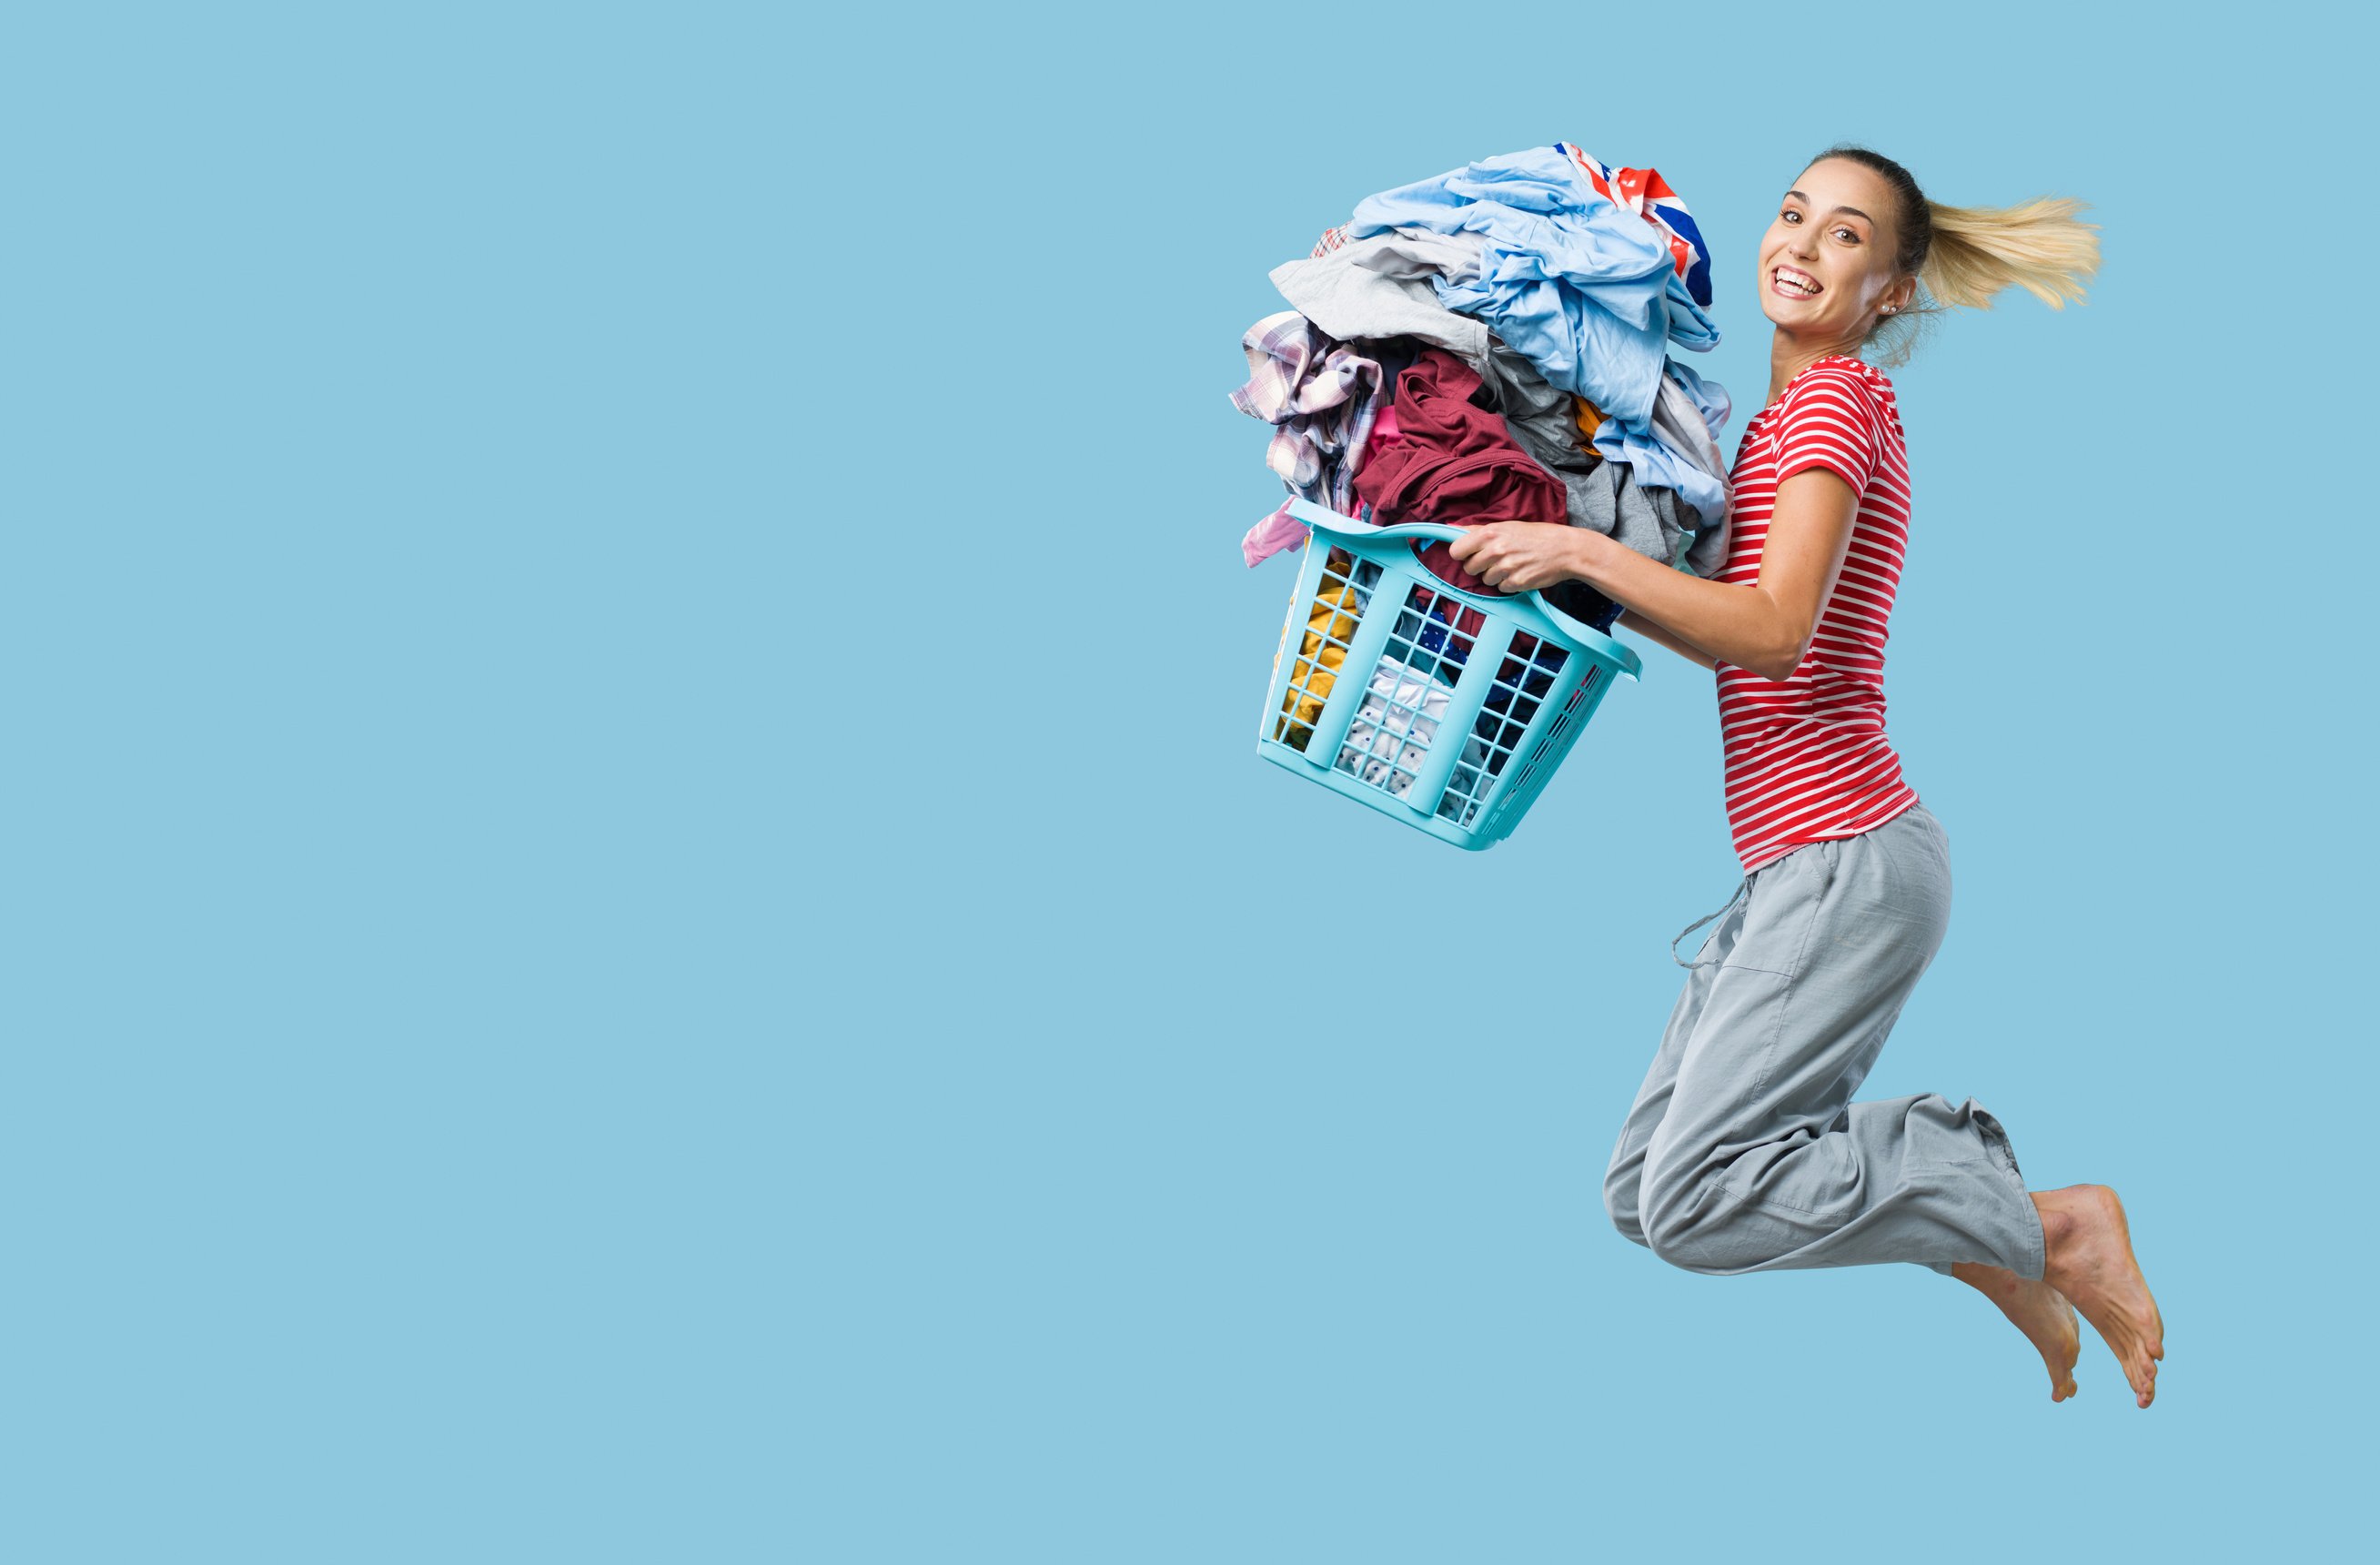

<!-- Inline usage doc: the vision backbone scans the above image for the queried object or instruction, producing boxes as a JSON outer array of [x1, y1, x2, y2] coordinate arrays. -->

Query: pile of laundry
[[1233, 143, 1735, 611], [1233, 145, 1736, 820]]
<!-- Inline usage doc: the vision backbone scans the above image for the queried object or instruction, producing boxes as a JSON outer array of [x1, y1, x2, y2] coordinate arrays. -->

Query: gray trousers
[[1603, 804, 2048, 1278]]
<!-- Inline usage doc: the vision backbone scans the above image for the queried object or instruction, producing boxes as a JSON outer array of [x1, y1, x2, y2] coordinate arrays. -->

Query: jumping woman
[[1445, 145, 2167, 1408]]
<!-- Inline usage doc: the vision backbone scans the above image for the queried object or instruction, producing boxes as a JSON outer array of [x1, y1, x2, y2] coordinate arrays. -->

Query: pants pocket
[[1719, 845, 1835, 980]]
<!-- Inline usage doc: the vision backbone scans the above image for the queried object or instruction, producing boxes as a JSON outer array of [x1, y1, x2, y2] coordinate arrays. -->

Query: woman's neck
[[1765, 329, 1866, 410]]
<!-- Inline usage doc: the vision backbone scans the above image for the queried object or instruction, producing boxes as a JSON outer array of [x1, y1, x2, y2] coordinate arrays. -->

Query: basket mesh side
[[1435, 632, 1569, 829], [1265, 542, 1612, 842], [1316, 579, 1501, 806], [1489, 671, 1599, 831], [1272, 548, 1382, 752]]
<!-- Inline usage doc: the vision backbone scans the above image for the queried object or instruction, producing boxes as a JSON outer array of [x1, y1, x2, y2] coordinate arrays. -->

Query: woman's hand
[[1444, 521, 1590, 593]]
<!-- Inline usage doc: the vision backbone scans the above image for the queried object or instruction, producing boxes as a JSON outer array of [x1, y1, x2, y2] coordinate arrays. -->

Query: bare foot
[[1951, 1261, 2080, 1402], [2033, 1184, 2166, 1408]]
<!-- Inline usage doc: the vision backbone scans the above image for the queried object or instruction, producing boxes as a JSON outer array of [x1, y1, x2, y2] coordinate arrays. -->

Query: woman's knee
[[1640, 1164, 1810, 1275], [1641, 1198, 1730, 1273], [1638, 1155, 1736, 1272], [1603, 1161, 1649, 1249]]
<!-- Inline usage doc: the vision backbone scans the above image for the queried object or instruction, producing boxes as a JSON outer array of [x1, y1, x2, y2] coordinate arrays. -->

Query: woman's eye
[[1781, 209, 1799, 222], [1835, 228, 1860, 244]]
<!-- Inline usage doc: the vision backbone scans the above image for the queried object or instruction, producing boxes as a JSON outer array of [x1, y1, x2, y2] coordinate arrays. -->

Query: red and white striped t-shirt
[[1715, 355, 1920, 873]]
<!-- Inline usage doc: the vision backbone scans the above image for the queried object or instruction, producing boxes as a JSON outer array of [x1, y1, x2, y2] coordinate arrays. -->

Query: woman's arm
[[1614, 608, 1719, 670], [1447, 469, 1861, 681]]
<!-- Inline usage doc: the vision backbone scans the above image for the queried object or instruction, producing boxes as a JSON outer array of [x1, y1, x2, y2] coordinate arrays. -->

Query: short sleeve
[[1771, 367, 1880, 494]]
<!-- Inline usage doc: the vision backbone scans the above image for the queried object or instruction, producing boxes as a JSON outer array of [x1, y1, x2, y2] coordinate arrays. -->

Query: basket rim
[[1283, 500, 1642, 680]]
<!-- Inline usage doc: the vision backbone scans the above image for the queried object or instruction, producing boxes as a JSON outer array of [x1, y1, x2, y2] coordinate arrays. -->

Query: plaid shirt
[[1228, 310, 1381, 508]]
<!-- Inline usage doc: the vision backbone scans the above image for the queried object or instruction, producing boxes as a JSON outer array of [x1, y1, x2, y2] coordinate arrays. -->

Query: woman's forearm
[[1560, 530, 1801, 679], [1614, 609, 1719, 670]]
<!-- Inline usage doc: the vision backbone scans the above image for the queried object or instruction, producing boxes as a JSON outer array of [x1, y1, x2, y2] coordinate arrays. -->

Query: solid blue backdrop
[[5, 4, 2367, 1560]]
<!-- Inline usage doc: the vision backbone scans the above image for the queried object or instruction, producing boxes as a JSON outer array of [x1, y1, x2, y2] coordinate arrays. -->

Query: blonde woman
[[1447, 146, 2166, 1408]]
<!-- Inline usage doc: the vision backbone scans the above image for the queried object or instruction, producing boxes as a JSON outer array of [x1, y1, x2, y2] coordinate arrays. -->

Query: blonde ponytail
[[1920, 196, 2101, 311]]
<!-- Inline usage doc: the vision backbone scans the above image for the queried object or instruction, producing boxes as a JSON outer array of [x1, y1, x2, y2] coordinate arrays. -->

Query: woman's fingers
[[1447, 521, 1548, 589], [1466, 521, 1504, 583], [1449, 521, 1516, 554]]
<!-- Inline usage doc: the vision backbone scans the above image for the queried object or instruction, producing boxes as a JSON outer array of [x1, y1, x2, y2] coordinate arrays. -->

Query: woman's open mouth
[[1771, 265, 1823, 299]]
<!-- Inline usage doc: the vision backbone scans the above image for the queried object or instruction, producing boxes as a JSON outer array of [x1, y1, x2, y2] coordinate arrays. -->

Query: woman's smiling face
[[1758, 156, 1914, 338]]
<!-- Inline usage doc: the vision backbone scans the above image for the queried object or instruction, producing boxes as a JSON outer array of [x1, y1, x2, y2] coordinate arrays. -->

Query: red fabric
[[1353, 348, 1566, 599], [1717, 356, 1919, 874]]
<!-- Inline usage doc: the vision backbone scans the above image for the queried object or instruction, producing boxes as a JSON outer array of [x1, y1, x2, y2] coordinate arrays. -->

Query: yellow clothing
[[1280, 579, 1366, 748], [1573, 395, 1607, 442]]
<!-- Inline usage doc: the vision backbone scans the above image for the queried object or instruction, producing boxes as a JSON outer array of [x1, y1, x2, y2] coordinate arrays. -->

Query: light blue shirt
[[1588, 358, 1735, 530], [1348, 146, 1721, 430]]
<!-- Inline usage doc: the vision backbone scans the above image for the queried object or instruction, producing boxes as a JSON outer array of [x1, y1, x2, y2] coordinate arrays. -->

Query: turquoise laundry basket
[[1256, 500, 1642, 850]]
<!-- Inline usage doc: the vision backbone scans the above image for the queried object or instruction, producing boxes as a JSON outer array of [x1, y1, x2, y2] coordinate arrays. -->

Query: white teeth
[[1773, 268, 1820, 296]]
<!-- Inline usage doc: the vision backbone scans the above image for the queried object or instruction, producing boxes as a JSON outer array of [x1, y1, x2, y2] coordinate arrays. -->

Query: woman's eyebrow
[[1782, 191, 1872, 223]]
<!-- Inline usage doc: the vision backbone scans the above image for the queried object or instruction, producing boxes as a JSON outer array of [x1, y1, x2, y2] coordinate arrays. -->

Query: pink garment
[[1241, 500, 1309, 568]]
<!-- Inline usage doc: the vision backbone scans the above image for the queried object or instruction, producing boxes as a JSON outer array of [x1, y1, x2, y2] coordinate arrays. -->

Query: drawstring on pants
[[1670, 876, 1752, 968]]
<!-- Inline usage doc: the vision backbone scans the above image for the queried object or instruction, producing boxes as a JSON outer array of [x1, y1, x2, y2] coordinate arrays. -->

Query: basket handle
[[1282, 500, 1641, 679]]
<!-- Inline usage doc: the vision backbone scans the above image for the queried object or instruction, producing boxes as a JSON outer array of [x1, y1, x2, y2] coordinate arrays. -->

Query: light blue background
[[6, 4, 2368, 1560]]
